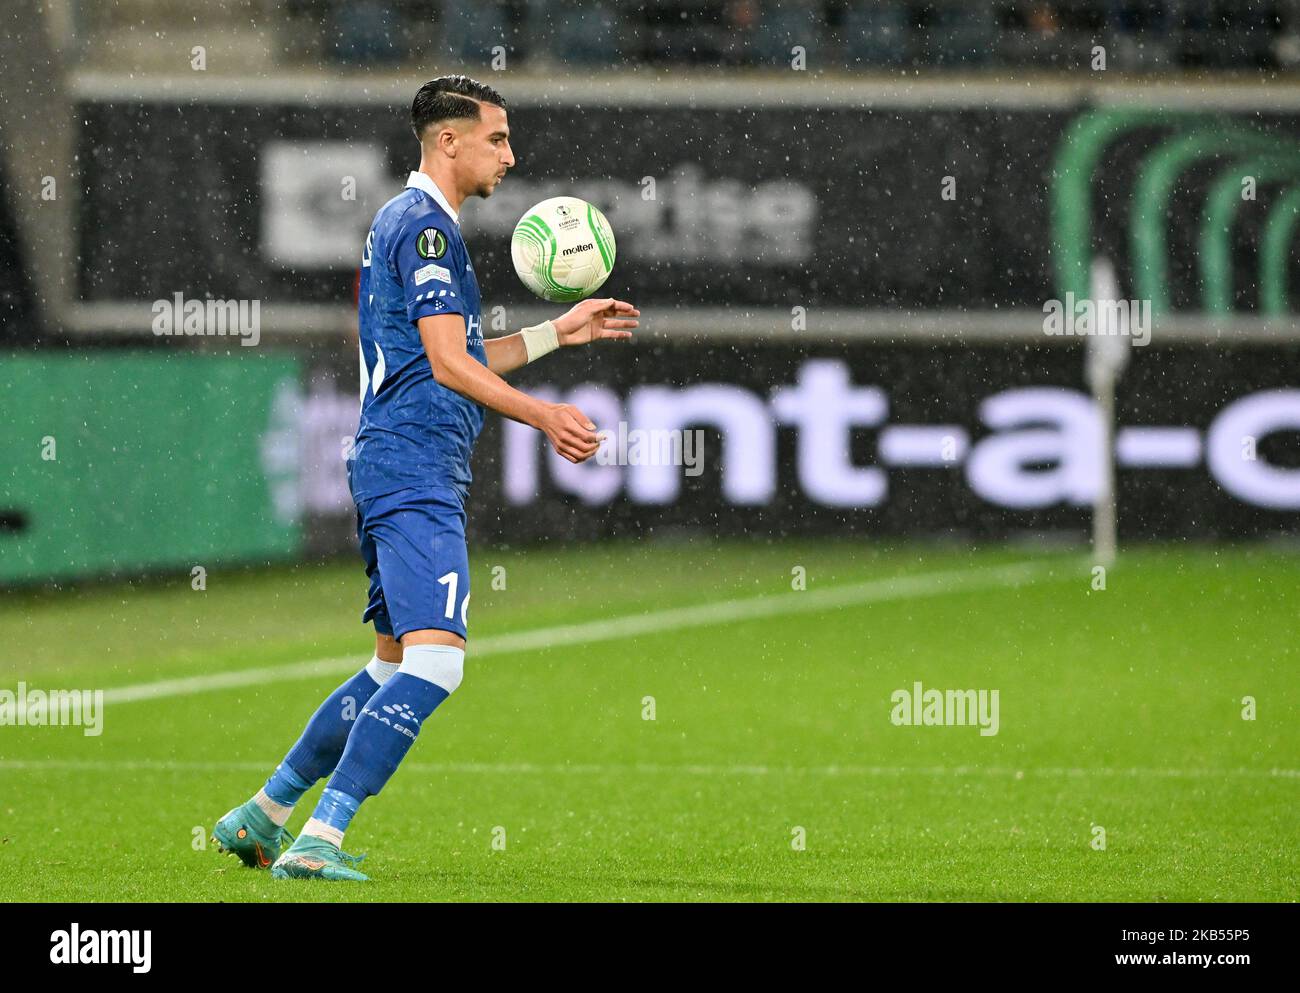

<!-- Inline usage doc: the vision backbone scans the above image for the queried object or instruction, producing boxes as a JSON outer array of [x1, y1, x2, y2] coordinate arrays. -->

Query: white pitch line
[[0, 758, 1295, 780], [98, 559, 1068, 706]]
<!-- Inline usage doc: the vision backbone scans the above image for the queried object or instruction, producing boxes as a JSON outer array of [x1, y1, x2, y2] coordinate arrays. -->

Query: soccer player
[[212, 75, 638, 881]]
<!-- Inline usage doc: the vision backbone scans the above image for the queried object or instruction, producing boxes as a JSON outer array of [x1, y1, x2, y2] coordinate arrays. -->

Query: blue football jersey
[[350, 172, 486, 500]]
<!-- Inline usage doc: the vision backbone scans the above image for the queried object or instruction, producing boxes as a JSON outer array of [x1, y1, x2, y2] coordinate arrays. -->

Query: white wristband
[[520, 320, 559, 363]]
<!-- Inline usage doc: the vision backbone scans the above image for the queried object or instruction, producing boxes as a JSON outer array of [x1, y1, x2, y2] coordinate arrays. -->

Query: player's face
[[466, 105, 515, 198]]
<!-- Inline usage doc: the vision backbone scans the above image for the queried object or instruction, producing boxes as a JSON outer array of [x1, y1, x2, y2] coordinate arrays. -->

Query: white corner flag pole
[[1086, 257, 1132, 569]]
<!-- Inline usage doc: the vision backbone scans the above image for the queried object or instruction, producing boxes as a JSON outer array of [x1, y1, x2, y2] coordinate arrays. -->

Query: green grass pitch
[[0, 540, 1296, 901]]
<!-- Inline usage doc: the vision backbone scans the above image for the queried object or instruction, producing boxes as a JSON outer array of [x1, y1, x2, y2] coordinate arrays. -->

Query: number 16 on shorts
[[437, 570, 470, 630]]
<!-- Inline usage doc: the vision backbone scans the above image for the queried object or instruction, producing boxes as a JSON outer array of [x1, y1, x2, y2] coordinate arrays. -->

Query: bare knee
[[400, 629, 466, 652], [375, 632, 403, 663]]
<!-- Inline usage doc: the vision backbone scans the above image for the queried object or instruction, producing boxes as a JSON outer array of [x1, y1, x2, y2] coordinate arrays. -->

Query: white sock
[[252, 788, 294, 827], [302, 817, 345, 848], [366, 655, 400, 684], [399, 644, 465, 694]]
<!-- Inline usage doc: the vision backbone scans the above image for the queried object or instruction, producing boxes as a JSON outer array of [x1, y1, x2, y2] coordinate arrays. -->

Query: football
[[510, 196, 616, 302]]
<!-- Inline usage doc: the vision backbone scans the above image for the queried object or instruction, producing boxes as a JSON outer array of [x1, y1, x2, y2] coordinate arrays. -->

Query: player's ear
[[442, 121, 472, 158], [425, 124, 455, 158]]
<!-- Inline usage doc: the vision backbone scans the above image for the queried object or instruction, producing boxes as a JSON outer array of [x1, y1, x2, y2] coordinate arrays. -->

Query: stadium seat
[[439, 1, 510, 65], [752, 1, 825, 66], [842, 2, 909, 68], [327, 0, 403, 66], [552, 2, 620, 67], [926, 4, 999, 68]]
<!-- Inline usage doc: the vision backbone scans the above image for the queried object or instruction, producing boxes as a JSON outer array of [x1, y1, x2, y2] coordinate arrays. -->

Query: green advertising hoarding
[[0, 351, 302, 583]]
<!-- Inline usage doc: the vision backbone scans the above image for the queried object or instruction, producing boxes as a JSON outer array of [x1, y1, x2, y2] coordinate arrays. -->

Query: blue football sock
[[268, 657, 398, 801], [312, 787, 363, 834], [318, 645, 464, 826], [263, 763, 312, 808]]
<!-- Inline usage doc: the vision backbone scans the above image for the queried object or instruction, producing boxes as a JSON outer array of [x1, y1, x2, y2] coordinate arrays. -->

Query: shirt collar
[[405, 171, 460, 225]]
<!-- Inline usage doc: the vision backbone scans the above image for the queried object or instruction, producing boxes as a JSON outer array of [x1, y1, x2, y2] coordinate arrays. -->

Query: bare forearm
[[484, 333, 530, 376], [434, 349, 545, 426], [414, 304, 625, 464]]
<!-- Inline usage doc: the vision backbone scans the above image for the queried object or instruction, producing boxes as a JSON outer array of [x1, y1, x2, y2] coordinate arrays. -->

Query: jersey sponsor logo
[[416, 227, 448, 259], [413, 262, 451, 286], [361, 229, 374, 268]]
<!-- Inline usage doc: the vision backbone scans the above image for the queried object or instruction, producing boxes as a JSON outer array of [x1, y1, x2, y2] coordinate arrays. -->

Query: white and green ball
[[510, 196, 616, 303]]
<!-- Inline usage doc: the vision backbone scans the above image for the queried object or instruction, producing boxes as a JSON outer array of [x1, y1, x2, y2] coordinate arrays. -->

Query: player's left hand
[[553, 298, 639, 347]]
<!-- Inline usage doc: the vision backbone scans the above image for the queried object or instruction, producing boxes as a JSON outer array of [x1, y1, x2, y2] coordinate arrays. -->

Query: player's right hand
[[539, 403, 601, 463]]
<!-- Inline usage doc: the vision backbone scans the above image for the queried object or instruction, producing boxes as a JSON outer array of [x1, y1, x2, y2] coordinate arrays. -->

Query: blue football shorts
[[351, 483, 471, 642]]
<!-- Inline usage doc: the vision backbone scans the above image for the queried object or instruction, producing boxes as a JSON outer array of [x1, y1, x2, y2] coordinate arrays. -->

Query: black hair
[[410, 75, 507, 141]]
